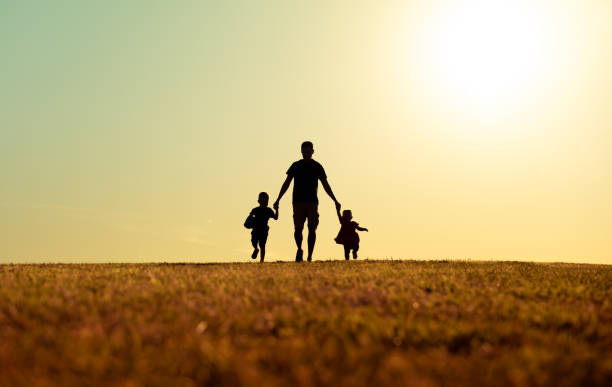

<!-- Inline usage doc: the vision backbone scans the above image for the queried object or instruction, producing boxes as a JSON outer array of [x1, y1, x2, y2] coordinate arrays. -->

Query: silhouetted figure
[[273, 141, 341, 262], [335, 206, 368, 260], [244, 192, 278, 262]]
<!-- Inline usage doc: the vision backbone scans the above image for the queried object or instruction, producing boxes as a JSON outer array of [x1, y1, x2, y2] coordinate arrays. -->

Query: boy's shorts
[[293, 202, 319, 230], [251, 227, 269, 246]]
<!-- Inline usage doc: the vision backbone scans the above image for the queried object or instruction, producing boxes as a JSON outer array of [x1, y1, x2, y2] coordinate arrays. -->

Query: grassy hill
[[0, 261, 610, 386]]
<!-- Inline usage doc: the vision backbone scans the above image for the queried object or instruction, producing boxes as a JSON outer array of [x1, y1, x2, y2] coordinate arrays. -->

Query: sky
[[1, 0, 610, 264]]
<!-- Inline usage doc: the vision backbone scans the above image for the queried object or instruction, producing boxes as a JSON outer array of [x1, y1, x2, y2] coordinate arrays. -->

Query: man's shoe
[[295, 249, 303, 262], [251, 249, 259, 259]]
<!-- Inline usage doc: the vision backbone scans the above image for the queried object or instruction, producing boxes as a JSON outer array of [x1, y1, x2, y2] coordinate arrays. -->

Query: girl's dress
[[334, 219, 360, 249]]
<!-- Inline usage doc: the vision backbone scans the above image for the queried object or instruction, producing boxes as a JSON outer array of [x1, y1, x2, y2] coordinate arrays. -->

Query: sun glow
[[414, 1, 576, 117]]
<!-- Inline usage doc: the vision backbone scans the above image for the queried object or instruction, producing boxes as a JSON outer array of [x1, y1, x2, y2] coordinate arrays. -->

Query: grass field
[[0, 261, 610, 386]]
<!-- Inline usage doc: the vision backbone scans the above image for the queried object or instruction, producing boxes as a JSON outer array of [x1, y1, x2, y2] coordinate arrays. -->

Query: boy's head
[[301, 141, 314, 160], [342, 209, 352, 220], [258, 192, 269, 206]]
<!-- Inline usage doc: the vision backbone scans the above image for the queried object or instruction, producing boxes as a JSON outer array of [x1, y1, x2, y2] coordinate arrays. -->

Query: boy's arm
[[272, 207, 279, 220]]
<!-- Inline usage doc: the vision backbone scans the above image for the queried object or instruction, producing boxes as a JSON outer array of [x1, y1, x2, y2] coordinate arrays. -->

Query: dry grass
[[0, 261, 610, 386]]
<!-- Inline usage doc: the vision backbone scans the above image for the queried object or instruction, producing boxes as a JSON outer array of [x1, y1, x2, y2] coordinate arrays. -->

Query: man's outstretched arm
[[273, 175, 292, 209], [321, 179, 341, 211]]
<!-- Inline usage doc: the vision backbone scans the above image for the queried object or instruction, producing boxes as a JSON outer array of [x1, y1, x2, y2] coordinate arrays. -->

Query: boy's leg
[[344, 246, 350, 260], [259, 237, 267, 262], [259, 229, 268, 262], [251, 231, 259, 259]]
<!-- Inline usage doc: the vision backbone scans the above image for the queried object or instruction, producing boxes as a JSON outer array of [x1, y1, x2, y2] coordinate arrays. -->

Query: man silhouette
[[273, 141, 341, 262]]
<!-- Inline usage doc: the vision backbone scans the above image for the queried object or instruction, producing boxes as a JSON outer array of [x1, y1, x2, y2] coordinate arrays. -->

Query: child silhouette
[[245, 192, 278, 262], [334, 206, 368, 260]]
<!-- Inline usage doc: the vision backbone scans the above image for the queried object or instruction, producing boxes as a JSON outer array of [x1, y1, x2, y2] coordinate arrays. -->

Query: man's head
[[301, 141, 314, 160], [258, 192, 269, 207]]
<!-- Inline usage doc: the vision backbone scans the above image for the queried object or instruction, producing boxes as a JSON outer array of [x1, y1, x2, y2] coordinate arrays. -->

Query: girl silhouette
[[334, 206, 368, 260]]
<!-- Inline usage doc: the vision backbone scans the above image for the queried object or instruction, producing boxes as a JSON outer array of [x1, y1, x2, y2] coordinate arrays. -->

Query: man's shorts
[[293, 202, 319, 230]]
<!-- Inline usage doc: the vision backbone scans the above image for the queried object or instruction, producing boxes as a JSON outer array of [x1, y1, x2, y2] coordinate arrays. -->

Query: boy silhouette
[[247, 192, 278, 262]]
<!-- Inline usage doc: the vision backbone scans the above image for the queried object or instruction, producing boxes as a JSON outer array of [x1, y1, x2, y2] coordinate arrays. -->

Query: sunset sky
[[1, 1, 610, 264]]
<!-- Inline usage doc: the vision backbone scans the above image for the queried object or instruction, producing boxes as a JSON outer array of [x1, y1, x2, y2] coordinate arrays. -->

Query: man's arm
[[321, 178, 341, 211], [273, 175, 292, 209]]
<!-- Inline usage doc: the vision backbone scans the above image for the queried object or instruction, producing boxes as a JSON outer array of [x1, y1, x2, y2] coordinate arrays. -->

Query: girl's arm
[[356, 225, 368, 232], [336, 205, 342, 223]]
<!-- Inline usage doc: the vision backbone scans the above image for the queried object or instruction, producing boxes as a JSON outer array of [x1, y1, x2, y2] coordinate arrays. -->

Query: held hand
[[273, 201, 279, 210]]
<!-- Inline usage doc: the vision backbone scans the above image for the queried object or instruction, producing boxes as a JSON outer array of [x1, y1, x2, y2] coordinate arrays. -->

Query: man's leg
[[294, 228, 304, 261], [293, 204, 305, 262], [305, 204, 319, 262], [294, 228, 303, 251], [306, 227, 316, 262]]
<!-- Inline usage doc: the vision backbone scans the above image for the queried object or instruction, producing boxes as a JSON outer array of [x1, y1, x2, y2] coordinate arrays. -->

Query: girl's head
[[342, 209, 352, 220]]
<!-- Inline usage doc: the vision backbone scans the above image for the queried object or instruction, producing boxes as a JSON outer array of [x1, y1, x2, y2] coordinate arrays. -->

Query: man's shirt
[[287, 159, 327, 204]]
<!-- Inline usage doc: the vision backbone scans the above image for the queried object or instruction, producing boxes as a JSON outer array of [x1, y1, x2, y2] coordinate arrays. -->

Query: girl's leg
[[344, 246, 350, 260], [353, 243, 359, 259]]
